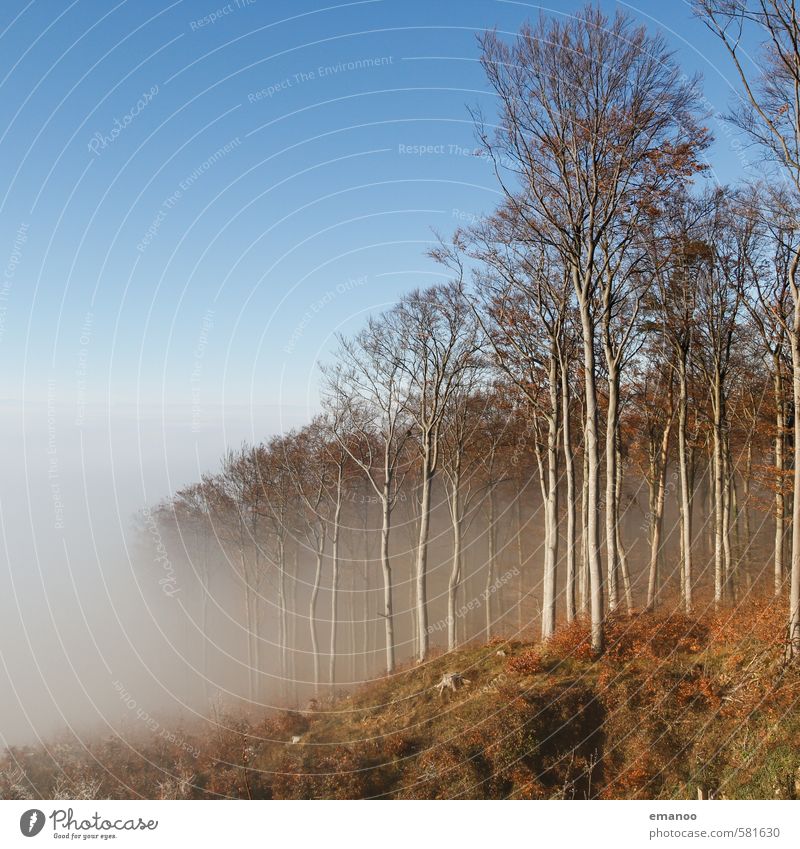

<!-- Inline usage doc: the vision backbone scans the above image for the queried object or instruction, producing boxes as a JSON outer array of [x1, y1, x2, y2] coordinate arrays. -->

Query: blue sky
[[0, 0, 757, 495]]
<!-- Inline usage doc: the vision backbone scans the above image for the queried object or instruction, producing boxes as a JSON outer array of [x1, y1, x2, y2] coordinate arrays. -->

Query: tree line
[[141, 4, 800, 705]]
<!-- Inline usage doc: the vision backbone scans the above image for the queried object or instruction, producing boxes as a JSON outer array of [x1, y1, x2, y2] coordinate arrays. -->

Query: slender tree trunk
[[580, 444, 590, 615], [723, 436, 735, 602], [775, 358, 786, 596], [647, 419, 672, 611], [240, 531, 254, 701], [329, 493, 342, 692], [288, 548, 299, 703], [310, 543, 323, 696], [485, 486, 497, 641], [678, 357, 693, 614], [360, 563, 369, 679], [447, 472, 462, 652], [515, 494, 525, 631], [579, 298, 605, 653], [712, 377, 725, 608], [615, 438, 633, 615], [201, 564, 210, 704], [415, 448, 434, 662], [252, 513, 262, 701], [380, 491, 395, 674], [743, 441, 752, 556], [788, 327, 800, 659], [534, 437, 549, 634], [348, 570, 357, 683], [560, 356, 576, 622], [542, 364, 560, 639], [277, 538, 288, 700], [605, 367, 620, 613]]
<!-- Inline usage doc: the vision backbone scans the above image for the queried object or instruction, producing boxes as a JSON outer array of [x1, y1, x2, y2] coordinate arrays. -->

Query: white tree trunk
[[722, 437, 734, 602], [775, 359, 786, 596], [310, 546, 323, 695], [678, 357, 693, 615], [515, 495, 525, 630], [485, 487, 497, 641], [579, 300, 605, 653], [415, 450, 434, 662], [542, 362, 560, 640], [605, 367, 620, 613], [328, 495, 342, 692], [447, 474, 462, 652], [240, 531, 254, 701], [580, 444, 590, 615], [380, 491, 395, 674], [712, 377, 725, 608], [646, 420, 670, 612], [561, 360, 576, 622], [615, 439, 633, 615], [788, 327, 800, 659]]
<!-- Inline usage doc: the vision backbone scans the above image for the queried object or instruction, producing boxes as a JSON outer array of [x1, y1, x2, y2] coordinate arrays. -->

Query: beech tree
[[644, 191, 716, 614], [629, 347, 675, 612], [698, 0, 800, 655], [466, 229, 569, 639], [478, 5, 709, 650], [282, 425, 332, 695], [439, 390, 489, 650], [744, 189, 794, 595], [386, 283, 483, 662], [321, 319, 413, 675], [693, 192, 748, 606]]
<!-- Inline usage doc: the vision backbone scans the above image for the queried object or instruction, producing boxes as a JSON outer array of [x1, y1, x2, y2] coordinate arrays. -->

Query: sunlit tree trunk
[[775, 356, 786, 596], [310, 540, 324, 696], [615, 438, 633, 615], [789, 326, 800, 658], [580, 443, 590, 616], [560, 354, 576, 622], [711, 377, 725, 608], [415, 442, 434, 662], [328, 482, 343, 692], [742, 441, 752, 558], [277, 537, 288, 700], [678, 356, 693, 614], [604, 363, 620, 614], [288, 547, 298, 704], [578, 292, 605, 653], [723, 436, 735, 602], [485, 486, 497, 641], [379, 487, 395, 674], [515, 495, 525, 630], [447, 468, 462, 652], [542, 356, 560, 640], [239, 521, 255, 702], [647, 416, 672, 611]]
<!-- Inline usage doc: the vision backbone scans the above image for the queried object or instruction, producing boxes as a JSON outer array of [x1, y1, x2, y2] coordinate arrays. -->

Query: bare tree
[[745, 189, 795, 595], [321, 322, 413, 675], [693, 192, 747, 606], [697, 0, 800, 655], [282, 426, 332, 696], [478, 6, 709, 650], [644, 191, 717, 614], [629, 352, 675, 612], [466, 231, 568, 639], [439, 390, 492, 651], [387, 284, 483, 662]]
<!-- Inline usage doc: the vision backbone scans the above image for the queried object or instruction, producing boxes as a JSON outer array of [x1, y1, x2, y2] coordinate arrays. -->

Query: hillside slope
[[2, 600, 799, 800]]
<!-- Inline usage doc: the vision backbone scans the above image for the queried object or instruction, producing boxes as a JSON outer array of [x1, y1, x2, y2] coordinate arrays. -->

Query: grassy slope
[[2, 599, 799, 799]]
